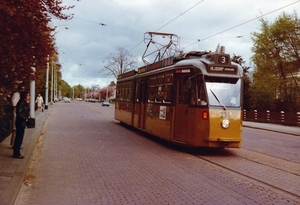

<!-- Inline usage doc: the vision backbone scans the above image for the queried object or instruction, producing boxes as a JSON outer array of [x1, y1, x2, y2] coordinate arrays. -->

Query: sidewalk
[[0, 109, 299, 205], [243, 121, 300, 136], [0, 104, 55, 205]]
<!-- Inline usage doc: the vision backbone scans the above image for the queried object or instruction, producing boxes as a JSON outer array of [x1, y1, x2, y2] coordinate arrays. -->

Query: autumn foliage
[[0, 0, 74, 97]]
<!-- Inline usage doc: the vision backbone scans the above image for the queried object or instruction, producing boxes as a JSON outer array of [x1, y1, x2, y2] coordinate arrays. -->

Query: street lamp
[[29, 65, 36, 128], [45, 24, 68, 105], [55, 69, 60, 101], [45, 55, 49, 109], [26, 47, 36, 128], [54, 68, 57, 102], [51, 61, 60, 104], [50, 61, 54, 104]]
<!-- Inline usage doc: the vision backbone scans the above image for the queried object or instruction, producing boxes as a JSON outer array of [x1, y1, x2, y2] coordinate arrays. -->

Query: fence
[[243, 110, 300, 127]]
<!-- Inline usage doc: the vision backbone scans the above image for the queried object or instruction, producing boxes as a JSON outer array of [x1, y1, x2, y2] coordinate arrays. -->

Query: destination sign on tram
[[208, 66, 237, 74]]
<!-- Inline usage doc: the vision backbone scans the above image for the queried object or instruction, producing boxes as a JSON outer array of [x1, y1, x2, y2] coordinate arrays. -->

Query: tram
[[115, 46, 243, 148]]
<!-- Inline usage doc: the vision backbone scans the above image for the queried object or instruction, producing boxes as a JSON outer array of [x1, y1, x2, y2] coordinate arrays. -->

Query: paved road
[[0, 101, 299, 204]]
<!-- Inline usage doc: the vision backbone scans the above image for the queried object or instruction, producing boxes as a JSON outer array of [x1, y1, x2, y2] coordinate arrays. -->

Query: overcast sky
[[51, 0, 299, 88]]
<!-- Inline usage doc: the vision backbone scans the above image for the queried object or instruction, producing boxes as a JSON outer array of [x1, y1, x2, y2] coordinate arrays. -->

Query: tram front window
[[205, 77, 241, 107]]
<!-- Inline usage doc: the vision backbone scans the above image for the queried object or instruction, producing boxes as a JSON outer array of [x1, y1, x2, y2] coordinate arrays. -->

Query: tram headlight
[[221, 119, 230, 129]]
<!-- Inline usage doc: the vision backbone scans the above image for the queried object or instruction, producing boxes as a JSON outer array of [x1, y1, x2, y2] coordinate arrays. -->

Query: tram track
[[241, 146, 300, 165], [193, 148, 300, 200], [89, 102, 300, 202], [231, 148, 300, 176]]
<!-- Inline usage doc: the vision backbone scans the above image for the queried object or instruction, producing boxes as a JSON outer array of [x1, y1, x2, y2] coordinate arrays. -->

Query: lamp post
[[57, 71, 61, 100], [51, 62, 61, 102], [50, 61, 54, 104], [48, 24, 67, 104], [45, 55, 49, 109], [54, 67, 57, 102], [29, 65, 36, 128]]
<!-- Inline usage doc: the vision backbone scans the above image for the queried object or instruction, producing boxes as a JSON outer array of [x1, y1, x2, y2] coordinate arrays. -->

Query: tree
[[102, 47, 137, 79], [251, 12, 300, 112], [60, 80, 71, 98], [231, 54, 252, 110], [74, 84, 85, 99], [0, 0, 74, 97]]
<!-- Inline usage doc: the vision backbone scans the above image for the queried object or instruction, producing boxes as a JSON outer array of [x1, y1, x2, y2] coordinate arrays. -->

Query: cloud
[[52, 0, 299, 88]]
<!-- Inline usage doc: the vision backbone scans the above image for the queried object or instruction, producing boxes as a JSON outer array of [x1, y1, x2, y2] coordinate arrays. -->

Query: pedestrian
[[11, 84, 25, 146], [35, 93, 44, 111], [13, 91, 30, 159]]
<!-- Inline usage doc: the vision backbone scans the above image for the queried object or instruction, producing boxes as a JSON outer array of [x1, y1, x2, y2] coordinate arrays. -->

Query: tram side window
[[147, 75, 173, 104], [190, 82, 197, 105], [163, 74, 173, 103], [156, 86, 163, 102], [163, 85, 172, 103], [148, 87, 156, 102], [189, 76, 207, 106], [135, 80, 140, 102], [155, 74, 173, 103], [155, 76, 164, 103], [116, 82, 133, 101], [125, 88, 128, 101], [126, 88, 130, 101], [116, 83, 123, 100], [119, 88, 123, 100], [182, 76, 189, 104], [116, 87, 120, 100], [148, 77, 156, 103], [125, 82, 133, 101], [197, 77, 207, 106]]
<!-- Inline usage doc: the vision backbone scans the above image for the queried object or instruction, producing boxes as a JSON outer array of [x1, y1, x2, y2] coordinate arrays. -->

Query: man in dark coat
[[13, 91, 30, 158]]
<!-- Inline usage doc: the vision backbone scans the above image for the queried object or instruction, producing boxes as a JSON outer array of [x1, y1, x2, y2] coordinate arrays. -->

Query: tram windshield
[[205, 77, 241, 108]]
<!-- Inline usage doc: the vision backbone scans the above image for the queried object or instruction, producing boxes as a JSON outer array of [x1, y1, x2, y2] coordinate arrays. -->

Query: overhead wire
[[154, 0, 205, 32], [70, 1, 219, 53], [65, 0, 300, 66], [73, 17, 144, 34], [129, 0, 205, 52], [183, 0, 300, 49], [61, 0, 300, 87]]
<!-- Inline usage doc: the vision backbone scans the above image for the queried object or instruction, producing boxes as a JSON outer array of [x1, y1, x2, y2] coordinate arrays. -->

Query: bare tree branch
[[102, 47, 136, 79]]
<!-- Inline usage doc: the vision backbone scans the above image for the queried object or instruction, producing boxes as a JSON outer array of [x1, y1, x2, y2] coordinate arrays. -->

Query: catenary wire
[[129, 0, 205, 52], [183, 0, 300, 49], [154, 0, 205, 32]]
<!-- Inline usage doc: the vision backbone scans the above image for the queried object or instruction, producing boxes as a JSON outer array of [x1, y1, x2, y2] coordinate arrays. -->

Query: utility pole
[[29, 66, 35, 128], [50, 62, 54, 104], [45, 55, 49, 109]]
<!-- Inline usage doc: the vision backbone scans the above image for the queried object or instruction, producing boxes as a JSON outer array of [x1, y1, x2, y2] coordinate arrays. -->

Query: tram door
[[173, 75, 189, 142]]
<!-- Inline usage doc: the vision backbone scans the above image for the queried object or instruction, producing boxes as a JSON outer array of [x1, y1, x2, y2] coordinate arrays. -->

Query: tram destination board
[[207, 66, 237, 74]]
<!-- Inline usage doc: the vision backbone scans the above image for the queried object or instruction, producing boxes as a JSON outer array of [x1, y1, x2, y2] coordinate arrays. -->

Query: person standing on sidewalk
[[11, 84, 25, 147], [35, 93, 44, 112], [13, 91, 30, 159]]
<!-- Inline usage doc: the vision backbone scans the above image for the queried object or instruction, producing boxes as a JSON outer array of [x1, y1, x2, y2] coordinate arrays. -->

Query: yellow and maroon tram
[[115, 46, 243, 148]]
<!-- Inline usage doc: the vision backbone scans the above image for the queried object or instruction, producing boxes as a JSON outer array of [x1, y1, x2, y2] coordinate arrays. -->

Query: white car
[[64, 98, 71, 103], [102, 100, 110, 106]]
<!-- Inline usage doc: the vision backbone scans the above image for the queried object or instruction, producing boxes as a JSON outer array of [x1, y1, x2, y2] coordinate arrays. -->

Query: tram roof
[[117, 50, 243, 80]]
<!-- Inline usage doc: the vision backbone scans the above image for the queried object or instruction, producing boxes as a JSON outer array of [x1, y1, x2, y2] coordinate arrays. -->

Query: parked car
[[102, 100, 109, 106], [86, 98, 96, 103]]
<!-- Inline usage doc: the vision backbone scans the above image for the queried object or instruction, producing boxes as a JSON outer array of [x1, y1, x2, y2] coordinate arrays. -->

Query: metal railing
[[243, 110, 300, 127]]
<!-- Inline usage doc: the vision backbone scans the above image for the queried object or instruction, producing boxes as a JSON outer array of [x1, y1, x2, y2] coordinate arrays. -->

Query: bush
[[0, 99, 13, 142]]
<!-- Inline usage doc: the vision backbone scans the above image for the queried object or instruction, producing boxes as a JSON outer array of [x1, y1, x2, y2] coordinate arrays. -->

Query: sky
[[51, 0, 300, 88]]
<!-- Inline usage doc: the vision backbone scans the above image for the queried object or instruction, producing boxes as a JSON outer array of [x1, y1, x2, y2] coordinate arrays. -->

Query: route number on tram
[[218, 55, 228, 64]]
